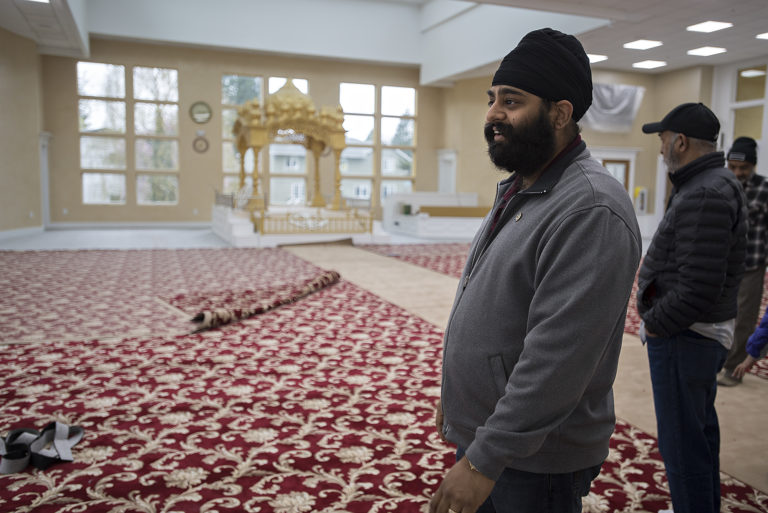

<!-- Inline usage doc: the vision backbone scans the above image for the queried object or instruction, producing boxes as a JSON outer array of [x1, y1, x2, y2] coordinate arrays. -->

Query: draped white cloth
[[582, 83, 645, 133]]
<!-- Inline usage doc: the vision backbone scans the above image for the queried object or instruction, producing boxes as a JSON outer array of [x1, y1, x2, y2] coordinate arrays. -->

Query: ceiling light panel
[[633, 60, 667, 69], [687, 46, 727, 56], [624, 40, 663, 50], [588, 54, 608, 63], [758, 33, 768, 40], [686, 21, 733, 33]]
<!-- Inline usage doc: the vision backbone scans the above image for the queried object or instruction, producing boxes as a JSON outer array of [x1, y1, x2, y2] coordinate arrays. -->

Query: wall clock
[[193, 136, 209, 153], [189, 101, 212, 124]]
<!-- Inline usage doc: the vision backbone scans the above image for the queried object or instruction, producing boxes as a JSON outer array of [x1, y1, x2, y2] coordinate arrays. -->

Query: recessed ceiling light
[[624, 40, 663, 50], [741, 69, 767, 78], [686, 21, 733, 33], [758, 33, 768, 40], [687, 46, 727, 56], [26, 0, 50, 3], [633, 60, 667, 69], [588, 54, 608, 63]]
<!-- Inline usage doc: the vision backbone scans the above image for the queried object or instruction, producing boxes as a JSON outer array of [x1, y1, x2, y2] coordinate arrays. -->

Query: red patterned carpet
[[360, 243, 768, 381], [0, 248, 326, 344], [1, 248, 766, 512]]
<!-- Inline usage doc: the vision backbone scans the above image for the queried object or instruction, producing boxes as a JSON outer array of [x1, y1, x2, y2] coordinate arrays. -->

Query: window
[[78, 62, 179, 206], [339, 82, 417, 207], [221, 74, 263, 193], [78, 62, 127, 204], [132, 66, 179, 204]]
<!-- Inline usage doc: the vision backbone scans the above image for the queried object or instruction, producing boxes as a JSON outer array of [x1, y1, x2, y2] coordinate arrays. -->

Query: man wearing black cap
[[430, 28, 641, 513], [718, 136, 767, 386], [638, 103, 747, 513]]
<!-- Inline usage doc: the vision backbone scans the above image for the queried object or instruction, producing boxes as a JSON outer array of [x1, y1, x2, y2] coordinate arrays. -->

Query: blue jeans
[[646, 330, 727, 513], [456, 449, 600, 513]]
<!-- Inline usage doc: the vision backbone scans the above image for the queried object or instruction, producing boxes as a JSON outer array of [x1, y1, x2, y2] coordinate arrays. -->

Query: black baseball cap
[[642, 102, 720, 142]]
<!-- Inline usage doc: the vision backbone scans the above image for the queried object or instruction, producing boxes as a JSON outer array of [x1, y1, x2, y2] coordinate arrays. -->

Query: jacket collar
[[669, 151, 725, 187], [499, 136, 587, 195]]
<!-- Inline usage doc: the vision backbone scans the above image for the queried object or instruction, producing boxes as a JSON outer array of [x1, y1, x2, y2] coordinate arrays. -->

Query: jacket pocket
[[489, 354, 509, 398]]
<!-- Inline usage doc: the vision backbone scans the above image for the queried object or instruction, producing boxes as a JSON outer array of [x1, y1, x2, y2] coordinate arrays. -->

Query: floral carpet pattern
[[0, 248, 326, 344], [1, 247, 766, 512], [359, 243, 768, 380]]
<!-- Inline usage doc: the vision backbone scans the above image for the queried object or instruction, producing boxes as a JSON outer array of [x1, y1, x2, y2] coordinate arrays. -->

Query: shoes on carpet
[[0, 428, 39, 474], [717, 369, 742, 387], [0, 421, 84, 473]]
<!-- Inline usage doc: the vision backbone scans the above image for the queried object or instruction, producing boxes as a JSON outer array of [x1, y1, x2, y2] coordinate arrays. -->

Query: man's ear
[[676, 133, 689, 152], [552, 100, 574, 129]]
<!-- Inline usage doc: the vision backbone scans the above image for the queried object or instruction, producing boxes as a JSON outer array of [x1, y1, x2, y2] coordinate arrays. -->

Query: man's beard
[[663, 136, 681, 172], [484, 107, 557, 176]]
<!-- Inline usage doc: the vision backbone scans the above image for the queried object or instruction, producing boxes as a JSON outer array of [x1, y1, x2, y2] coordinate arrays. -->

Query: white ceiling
[[2, 0, 767, 85]]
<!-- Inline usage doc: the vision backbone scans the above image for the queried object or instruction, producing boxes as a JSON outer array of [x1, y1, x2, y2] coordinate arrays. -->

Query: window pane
[[133, 67, 178, 101], [134, 103, 178, 136], [79, 100, 125, 134], [343, 115, 374, 144], [222, 75, 263, 105], [381, 179, 412, 202], [77, 62, 125, 98], [381, 148, 413, 176], [341, 178, 372, 200], [80, 136, 126, 169], [736, 65, 766, 102], [269, 144, 306, 174], [135, 138, 179, 170], [341, 147, 374, 176], [137, 174, 179, 205], [382, 86, 415, 116], [382, 117, 415, 146], [733, 105, 764, 140], [82, 172, 126, 204], [269, 77, 308, 94], [223, 175, 253, 195], [223, 143, 255, 174], [340, 83, 375, 114], [270, 177, 306, 205], [223, 108, 239, 138]]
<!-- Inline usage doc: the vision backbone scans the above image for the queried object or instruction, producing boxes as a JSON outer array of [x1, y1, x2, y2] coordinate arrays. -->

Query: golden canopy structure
[[230, 80, 371, 235]]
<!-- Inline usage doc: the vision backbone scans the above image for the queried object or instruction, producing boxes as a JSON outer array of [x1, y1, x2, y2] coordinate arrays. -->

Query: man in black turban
[[430, 28, 641, 513]]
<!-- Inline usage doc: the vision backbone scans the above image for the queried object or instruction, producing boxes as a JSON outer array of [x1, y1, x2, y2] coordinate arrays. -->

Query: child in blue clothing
[[733, 307, 768, 379]]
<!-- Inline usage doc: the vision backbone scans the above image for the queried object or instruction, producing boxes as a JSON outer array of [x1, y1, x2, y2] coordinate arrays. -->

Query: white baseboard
[[46, 222, 212, 230], [0, 226, 44, 240]]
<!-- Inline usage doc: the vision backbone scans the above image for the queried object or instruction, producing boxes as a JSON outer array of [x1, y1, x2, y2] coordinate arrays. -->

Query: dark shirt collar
[[669, 151, 725, 187]]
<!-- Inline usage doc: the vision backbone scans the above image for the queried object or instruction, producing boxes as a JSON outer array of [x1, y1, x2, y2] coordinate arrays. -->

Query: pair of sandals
[[0, 422, 84, 474]]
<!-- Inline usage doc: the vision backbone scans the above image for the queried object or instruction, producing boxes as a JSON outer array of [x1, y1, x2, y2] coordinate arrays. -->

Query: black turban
[[492, 28, 593, 121], [728, 136, 757, 164]]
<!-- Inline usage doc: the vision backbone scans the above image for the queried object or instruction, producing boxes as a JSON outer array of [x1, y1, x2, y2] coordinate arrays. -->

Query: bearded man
[[429, 28, 642, 513], [638, 103, 747, 513]]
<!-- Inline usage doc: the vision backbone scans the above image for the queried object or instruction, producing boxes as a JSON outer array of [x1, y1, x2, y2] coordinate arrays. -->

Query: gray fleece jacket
[[441, 141, 641, 480]]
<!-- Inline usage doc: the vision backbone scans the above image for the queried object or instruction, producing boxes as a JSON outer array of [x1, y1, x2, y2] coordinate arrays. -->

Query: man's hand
[[733, 355, 757, 379], [429, 457, 495, 513], [435, 400, 446, 442]]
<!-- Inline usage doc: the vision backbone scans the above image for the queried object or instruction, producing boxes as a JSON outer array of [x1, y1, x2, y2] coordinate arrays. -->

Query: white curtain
[[582, 83, 645, 133]]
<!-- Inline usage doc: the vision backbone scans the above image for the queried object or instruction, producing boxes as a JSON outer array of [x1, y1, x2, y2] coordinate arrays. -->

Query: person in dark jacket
[[639, 102, 747, 513], [429, 28, 641, 513], [718, 136, 767, 386]]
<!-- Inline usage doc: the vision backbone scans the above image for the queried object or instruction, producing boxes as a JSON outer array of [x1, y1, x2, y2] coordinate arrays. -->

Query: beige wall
[[0, 28, 43, 231], [42, 38, 444, 223], [4, 31, 722, 227]]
